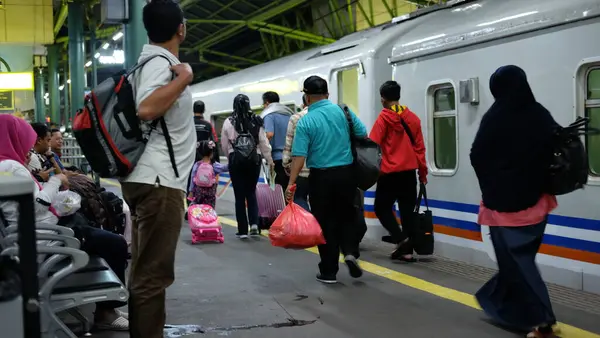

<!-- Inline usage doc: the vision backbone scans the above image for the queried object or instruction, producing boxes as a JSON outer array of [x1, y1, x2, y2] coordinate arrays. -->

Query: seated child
[[188, 140, 228, 208]]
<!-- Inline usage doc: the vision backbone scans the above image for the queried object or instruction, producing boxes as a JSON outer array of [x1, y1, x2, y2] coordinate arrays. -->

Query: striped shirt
[[282, 108, 310, 178]]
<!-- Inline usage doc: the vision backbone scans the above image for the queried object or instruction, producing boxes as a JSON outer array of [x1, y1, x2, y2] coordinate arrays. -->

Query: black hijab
[[231, 94, 262, 137], [470, 65, 559, 212]]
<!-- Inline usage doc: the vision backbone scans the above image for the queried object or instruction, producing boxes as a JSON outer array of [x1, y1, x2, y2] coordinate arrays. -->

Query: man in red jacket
[[369, 81, 428, 262]]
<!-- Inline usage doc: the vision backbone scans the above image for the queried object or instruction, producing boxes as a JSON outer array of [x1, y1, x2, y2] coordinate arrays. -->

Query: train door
[[330, 62, 364, 116]]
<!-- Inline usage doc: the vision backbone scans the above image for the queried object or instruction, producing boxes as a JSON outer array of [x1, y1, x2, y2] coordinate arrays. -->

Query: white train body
[[190, 0, 600, 294]]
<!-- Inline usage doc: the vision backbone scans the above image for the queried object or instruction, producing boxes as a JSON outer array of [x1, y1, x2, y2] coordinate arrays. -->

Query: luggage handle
[[414, 183, 429, 213]]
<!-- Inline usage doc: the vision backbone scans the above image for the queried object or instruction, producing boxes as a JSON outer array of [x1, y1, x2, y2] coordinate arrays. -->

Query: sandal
[[116, 309, 129, 320], [95, 316, 129, 331], [526, 324, 558, 338], [390, 239, 416, 262]]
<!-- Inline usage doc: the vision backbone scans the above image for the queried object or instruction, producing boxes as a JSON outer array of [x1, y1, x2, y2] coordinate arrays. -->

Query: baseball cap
[[302, 76, 328, 95]]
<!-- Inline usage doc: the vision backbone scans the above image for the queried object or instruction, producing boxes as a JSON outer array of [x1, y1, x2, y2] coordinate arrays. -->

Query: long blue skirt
[[475, 220, 556, 332]]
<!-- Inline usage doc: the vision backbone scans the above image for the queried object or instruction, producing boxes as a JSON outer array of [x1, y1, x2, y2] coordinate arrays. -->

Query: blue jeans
[[294, 176, 310, 212]]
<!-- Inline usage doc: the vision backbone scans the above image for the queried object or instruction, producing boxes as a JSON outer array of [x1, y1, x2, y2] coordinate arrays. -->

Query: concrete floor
[[83, 184, 600, 338]]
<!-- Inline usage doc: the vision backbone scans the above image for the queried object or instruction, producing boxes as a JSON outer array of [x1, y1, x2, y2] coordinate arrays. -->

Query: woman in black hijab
[[471, 65, 559, 338]]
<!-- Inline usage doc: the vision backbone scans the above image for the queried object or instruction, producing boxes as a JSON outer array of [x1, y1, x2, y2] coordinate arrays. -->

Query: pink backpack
[[193, 162, 215, 187]]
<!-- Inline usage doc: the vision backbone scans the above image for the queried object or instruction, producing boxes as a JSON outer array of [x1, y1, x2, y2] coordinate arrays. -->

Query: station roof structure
[[52, 0, 443, 84]]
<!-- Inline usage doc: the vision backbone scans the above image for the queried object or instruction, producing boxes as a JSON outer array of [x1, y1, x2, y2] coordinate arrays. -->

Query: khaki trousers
[[122, 182, 185, 338]]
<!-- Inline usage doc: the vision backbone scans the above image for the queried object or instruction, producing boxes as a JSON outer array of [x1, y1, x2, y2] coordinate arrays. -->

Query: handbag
[[413, 183, 434, 255], [340, 104, 382, 191]]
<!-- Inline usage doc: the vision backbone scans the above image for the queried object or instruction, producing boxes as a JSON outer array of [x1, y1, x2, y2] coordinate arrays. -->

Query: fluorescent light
[[59, 85, 64, 91], [98, 49, 125, 65], [476, 11, 538, 27], [85, 61, 92, 67], [94, 52, 100, 59], [112, 32, 123, 41], [0, 72, 34, 90], [102, 43, 110, 49], [67, 79, 71, 84]]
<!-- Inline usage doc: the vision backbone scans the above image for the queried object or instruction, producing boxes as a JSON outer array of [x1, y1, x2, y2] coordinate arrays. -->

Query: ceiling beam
[[186, 0, 310, 53], [53, 3, 68, 38], [186, 19, 335, 45]]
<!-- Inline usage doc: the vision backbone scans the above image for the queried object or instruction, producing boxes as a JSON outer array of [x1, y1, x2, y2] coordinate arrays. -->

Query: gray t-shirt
[[121, 44, 196, 192]]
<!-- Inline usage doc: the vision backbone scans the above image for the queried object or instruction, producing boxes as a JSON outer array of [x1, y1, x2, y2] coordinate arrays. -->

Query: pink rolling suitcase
[[256, 164, 285, 230], [187, 204, 224, 244]]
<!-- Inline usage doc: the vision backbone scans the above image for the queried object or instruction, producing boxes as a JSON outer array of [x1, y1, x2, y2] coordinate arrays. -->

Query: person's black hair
[[50, 128, 60, 135], [197, 140, 214, 158], [302, 76, 328, 95], [301, 94, 307, 106], [30, 123, 49, 140], [143, 0, 184, 43], [193, 100, 205, 114], [262, 91, 280, 104], [380, 81, 401, 102]]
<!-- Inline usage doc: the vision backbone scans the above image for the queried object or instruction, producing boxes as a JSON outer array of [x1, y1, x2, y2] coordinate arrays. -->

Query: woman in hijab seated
[[470, 65, 559, 338], [0, 114, 129, 332]]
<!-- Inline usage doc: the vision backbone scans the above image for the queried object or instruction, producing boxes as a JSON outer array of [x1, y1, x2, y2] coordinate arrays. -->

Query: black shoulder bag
[[339, 104, 382, 191]]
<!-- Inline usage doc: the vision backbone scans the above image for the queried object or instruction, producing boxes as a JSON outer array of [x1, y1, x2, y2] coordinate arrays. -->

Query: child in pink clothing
[[188, 141, 228, 208]]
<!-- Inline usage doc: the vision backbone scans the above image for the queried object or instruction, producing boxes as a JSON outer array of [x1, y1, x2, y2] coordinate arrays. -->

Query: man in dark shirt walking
[[193, 100, 219, 162]]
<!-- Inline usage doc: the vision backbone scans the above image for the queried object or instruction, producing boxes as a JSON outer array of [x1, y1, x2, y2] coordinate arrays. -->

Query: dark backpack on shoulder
[[547, 117, 598, 195], [99, 190, 126, 235], [229, 117, 260, 167]]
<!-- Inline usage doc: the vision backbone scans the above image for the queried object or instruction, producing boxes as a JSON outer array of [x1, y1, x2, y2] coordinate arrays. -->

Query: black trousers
[[274, 159, 289, 193], [309, 165, 358, 275], [229, 154, 261, 234], [82, 226, 129, 310], [374, 170, 418, 245]]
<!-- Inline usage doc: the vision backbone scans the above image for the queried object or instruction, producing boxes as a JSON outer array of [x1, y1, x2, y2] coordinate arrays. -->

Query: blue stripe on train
[[218, 181, 600, 251], [364, 191, 600, 231]]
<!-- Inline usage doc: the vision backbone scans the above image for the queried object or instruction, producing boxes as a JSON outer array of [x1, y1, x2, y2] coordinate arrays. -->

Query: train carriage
[[190, 0, 600, 294]]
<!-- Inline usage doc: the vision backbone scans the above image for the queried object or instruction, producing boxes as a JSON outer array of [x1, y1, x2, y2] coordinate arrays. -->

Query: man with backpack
[[119, 1, 196, 338], [193, 100, 220, 162]]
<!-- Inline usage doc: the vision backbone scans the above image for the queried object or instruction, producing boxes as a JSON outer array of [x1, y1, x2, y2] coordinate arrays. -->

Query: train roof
[[389, 0, 600, 64], [190, 18, 426, 98]]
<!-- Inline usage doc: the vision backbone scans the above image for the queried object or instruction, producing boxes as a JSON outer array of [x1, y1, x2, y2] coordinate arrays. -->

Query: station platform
[[86, 179, 600, 338]]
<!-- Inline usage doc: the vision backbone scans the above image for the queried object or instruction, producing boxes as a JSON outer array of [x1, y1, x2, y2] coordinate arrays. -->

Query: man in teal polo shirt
[[286, 75, 367, 284]]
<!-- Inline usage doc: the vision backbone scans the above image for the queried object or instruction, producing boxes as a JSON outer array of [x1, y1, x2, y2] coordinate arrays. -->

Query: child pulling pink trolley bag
[[187, 204, 224, 244]]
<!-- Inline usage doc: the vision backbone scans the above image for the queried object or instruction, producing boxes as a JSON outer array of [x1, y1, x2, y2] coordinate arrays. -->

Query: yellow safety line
[[100, 178, 599, 337]]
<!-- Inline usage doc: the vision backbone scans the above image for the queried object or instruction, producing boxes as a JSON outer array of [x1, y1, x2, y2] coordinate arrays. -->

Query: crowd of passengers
[[0, 1, 561, 337]]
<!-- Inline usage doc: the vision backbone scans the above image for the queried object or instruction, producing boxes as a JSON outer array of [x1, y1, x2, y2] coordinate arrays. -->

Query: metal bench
[[0, 190, 128, 338]]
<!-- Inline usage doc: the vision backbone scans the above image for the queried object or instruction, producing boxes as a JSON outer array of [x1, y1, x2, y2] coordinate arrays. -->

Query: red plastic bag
[[269, 189, 325, 249]]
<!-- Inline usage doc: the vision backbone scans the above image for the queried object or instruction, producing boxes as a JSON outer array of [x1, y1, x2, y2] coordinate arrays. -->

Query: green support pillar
[[34, 68, 45, 123], [91, 31, 98, 88], [124, 0, 148, 69], [47, 45, 60, 124], [62, 67, 69, 126], [68, 1, 85, 123]]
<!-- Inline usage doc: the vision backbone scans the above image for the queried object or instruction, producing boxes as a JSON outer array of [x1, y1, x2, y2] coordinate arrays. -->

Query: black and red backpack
[[73, 55, 179, 179]]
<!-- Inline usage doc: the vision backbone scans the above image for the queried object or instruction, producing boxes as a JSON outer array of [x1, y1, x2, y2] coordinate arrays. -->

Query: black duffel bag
[[340, 104, 381, 191], [413, 183, 434, 255]]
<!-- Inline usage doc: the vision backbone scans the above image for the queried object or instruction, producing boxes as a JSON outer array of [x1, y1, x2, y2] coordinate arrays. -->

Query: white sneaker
[[250, 225, 260, 236], [236, 233, 249, 240]]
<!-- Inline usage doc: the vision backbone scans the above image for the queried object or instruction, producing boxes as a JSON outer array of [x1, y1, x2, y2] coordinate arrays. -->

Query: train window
[[586, 68, 600, 175], [337, 67, 359, 115], [430, 84, 457, 172]]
